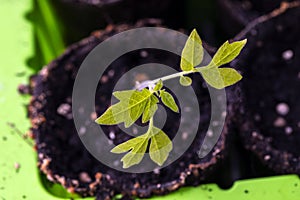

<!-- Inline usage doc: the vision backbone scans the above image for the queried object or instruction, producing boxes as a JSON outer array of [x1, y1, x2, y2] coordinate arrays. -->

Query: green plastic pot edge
[[0, 0, 299, 199]]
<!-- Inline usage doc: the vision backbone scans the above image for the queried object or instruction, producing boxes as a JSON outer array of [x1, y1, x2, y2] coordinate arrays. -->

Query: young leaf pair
[[96, 29, 247, 168], [180, 29, 246, 89], [95, 80, 177, 168]]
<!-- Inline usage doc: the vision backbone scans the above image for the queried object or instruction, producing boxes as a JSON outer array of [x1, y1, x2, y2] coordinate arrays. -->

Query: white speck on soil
[[212, 148, 221, 156], [274, 117, 286, 127], [276, 103, 289, 115], [90, 112, 97, 120], [182, 132, 188, 140], [38, 153, 43, 159], [254, 114, 261, 121], [282, 50, 294, 60], [252, 131, 258, 137], [285, 126, 293, 135], [153, 168, 160, 174], [109, 131, 115, 139], [57, 103, 72, 119], [221, 111, 227, 118], [264, 155, 271, 161], [79, 126, 86, 135], [101, 75, 108, 83], [132, 127, 138, 135], [140, 50, 148, 58], [207, 129, 213, 137], [108, 70, 115, 77], [79, 172, 92, 183]]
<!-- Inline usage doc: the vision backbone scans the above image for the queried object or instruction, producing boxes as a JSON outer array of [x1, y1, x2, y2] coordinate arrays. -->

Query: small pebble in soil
[[285, 126, 293, 135], [140, 50, 148, 58], [274, 117, 286, 127], [108, 70, 115, 78], [132, 127, 138, 135], [252, 131, 258, 137], [14, 162, 20, 172], [79, 172, 92, 183], [221, 111, 227, 118], [109, 131, 115, 139], [276, 103, 289, 115], [100, 75, 108, 83], [79, 126, 86, 135], [153, 167, 160, 174], [57, 103, 72, 119], [298, 122, 300, 128], [207, 129, 213, 137], [264, 155, 271, 161], [181, 132, 188, 140], [90, 112, 97, 120], [282, 50, 294, 60]]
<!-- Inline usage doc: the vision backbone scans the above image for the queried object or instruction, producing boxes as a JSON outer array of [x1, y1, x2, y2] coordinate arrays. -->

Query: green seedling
[[96, 29, 246, 168]]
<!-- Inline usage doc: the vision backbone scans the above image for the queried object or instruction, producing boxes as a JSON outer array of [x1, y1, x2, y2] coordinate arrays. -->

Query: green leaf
[[149, 127, 173, 166], [160, 90, 179, 112], [180, 29, 203, 71], [210, 39, 247, 67], [198, 67, 242, 89], [219, 68, 242, 87], [95, 89, 153, 128], [199, 67, 224, 89], [111, 134, 149, 168], [154, 79, 163, 91], [179, 76, 192, 86], [142, 95, 159, 123]]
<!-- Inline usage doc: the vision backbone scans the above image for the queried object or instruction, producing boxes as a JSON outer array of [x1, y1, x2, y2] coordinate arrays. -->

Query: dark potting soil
[[217, 0, 297, 37], [232, 3, 300, 174], [51, 0, 184, 44], [29, 20, 240, 199]]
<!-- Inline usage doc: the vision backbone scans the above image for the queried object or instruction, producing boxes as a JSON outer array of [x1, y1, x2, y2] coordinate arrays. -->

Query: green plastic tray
[[0, 0, 299, 199]]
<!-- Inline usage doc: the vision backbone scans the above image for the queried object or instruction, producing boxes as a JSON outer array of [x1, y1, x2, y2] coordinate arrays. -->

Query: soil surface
[[29, 20, 239, 199], [232, 3, 300, 174], [217, 0, 296, 37]]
